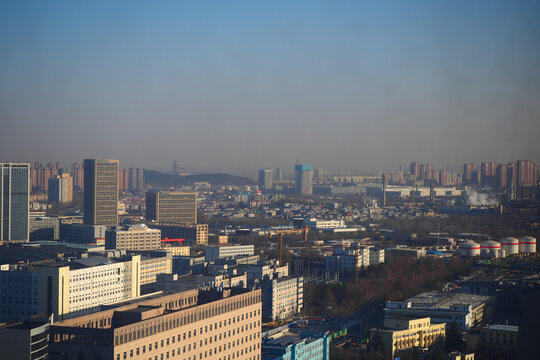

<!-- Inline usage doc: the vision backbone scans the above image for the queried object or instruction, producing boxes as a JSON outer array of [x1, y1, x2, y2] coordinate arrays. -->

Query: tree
[[445, 321, 466, 352]]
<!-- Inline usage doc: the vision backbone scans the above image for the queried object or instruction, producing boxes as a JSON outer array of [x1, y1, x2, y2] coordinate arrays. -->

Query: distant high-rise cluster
[[29, 162, 63, 193], [119, 167, 144, 192]]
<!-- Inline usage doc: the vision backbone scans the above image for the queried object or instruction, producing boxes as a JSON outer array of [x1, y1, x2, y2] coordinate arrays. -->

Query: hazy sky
[[1, 1, 539, 174]]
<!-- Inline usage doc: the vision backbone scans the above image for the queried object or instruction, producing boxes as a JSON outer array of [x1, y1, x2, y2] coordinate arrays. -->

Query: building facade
[[258, 169, 273, 191], [148, 223, 208, 245], [0, 316, 51, 360], [48, 288, 262, 360], [0, 163, 30, 243], [205, 245, 255, 262], [106, 224, 162, 251], [261, 276, 303, 321], [295, 165, 313, 196], [146, 192, 197, 224], [262, 330, 329, 360], [48, 173, 73, 204], [83, 159, 119, 226], [374, 316, 446, 359]]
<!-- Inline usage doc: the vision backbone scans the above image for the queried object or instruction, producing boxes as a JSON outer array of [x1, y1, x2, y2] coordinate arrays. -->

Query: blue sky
[[1, 1, 539, 174]]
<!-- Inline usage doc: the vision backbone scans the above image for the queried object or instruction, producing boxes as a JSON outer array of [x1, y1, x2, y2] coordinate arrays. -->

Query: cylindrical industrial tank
[[458, 240, 480, 257], [480, 240, 501, 258], [519, 236, 536, 253], [500, 237, 519, 255]]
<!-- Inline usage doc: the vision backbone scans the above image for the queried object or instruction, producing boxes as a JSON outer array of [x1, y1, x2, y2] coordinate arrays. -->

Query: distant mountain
[[143, 170, 255, 187]]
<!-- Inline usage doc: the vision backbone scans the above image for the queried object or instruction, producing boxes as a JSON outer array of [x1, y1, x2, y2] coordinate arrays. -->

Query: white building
[[261, 276, 303, 321], [205, 245, 255, 262], [0, 255, 142, 321], [302, 218, 346, 230], [325, 246, 384, 275]]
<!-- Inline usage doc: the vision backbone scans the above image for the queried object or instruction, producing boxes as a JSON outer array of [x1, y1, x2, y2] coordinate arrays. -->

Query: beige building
[[149, 223, 208, 245], [36, 255, 141, 320], [479, 324, 518, 359], [48, 173, 73, 204], [140, 253, 173, 286], [106, 224, 162, 251], [83, 159, 119, 226], [146, 192, 197, 224], [48, 288, 262, 360], [375, 316, 446, 359], [163, 245, 191, 256]]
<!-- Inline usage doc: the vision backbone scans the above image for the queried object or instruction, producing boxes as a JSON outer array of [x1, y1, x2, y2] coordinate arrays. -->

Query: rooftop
[[406, 291, 490, 310], [485, 324, 519, 332]]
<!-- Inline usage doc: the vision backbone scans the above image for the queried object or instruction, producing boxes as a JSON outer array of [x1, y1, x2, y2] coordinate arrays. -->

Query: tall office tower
[[0, 163, 30, 243], [146, 191, 197, 224], [295, 164, 313, 196], [71, 162, 84, 191], [275, 167, 282, 180], [463, 163, 479, 185], [409, 162, 420, 180], [83, 159, 119, 226], [258, 168, 273, 191], [48, 173, 73, 204], [419, 163, 432, 180]]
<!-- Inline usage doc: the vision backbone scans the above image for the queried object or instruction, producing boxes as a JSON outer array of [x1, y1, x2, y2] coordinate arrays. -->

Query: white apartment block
[[244, 263, 289, 282], [205, 245, 255, 262], [261, 276, 303, 321], [326, 246, 384, 275]]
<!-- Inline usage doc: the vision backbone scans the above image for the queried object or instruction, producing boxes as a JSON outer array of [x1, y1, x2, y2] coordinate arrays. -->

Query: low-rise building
[[48, 288, 262, 360], [373, 316, 446, 359], [0, 315, 51, 360], [156, 273, 247, 293], [262, 329, 330, 360], [59, 223, 106, 244], [148, 223, 209, 245], [106, 224, 162, 251], [385, 291, 491, 330], [205, 245, 255, 262], [479, 324, 518, 360]]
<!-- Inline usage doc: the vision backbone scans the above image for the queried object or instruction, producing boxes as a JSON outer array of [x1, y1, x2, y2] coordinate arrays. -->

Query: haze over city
[[2, 1, 540, 174]]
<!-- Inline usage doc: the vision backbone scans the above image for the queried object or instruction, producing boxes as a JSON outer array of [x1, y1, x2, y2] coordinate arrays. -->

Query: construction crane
[[270, 227, 308, 266]]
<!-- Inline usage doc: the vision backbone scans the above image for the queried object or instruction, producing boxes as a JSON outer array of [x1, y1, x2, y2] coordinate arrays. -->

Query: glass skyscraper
[[0, 163, 30, 242]]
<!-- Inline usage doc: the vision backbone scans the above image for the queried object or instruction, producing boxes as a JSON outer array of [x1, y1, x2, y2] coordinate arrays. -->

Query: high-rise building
[[463, 163, 479, 185], [275, 168, 282, 180], [409, 162, 420, 179], [146, 192, 197, 224], [71, 162, 84, 191], [481, 162, 498, 186], [517, 160, 538, 186], [419, 163, 432, 180], [496, 164, 508, 188], [1, 163, 30, 243], [295, 164, 313, 196], [313, 168, 324, 181], [48, 173, 73, 204], [258, 168, 273, 191], [83, 159, 119, 226]]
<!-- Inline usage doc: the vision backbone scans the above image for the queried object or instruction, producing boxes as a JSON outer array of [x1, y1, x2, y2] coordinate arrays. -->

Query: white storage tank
[[481, 240, 501, 258], [458, 240, 480, 257], [519, 236, 536, 253], [501, 237, 519, 254]]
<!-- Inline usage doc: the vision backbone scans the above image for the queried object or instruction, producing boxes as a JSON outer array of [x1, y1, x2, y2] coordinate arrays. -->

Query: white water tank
[[519, 236, 536, 253], [481, 240, 501, 258], [458, 240, 480, 257], [500, 237, 519, 254]]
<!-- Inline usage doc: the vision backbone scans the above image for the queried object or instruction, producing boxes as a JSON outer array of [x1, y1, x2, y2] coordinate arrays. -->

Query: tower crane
[[270, 227, 309, 266]]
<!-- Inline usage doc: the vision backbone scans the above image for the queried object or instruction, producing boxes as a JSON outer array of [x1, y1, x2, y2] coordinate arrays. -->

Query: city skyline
[[1, 1, 540, 174]]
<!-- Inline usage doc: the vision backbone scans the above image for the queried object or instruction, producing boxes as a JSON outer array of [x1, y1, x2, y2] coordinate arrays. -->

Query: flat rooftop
[[405, 291, 490, 310], [485, 324, 519, 332]]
